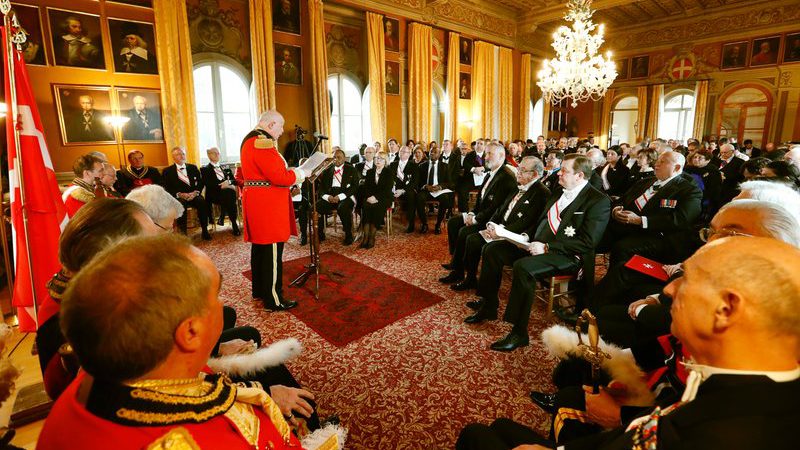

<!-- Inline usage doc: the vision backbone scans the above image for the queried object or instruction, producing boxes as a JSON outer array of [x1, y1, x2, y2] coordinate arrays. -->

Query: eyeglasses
[[154, 221, 172, 233], [698, 227, 752, 243]]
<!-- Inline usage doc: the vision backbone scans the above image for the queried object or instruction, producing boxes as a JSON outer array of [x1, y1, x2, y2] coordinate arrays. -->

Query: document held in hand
[[485, 222, 530, 247], [299, 151, 333, 179], [624, 254, 669, 281]]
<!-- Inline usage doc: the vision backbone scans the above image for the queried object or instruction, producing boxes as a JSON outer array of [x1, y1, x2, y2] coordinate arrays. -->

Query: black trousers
[[447, 217, 480, 272], [476, 241, 528, 312], [209, 189, 239, 227], [456, 418, 553, 450], [456, 181, 472, 213], [397, 190, 417, 226], [177, 195, 209, 231], [597, 304, 672, 348], [251, 242, 284, 306], [505, 253, 580, 336], [416, 191, 452, 227], [294, 199, 309, 237], [316, 197, 355, 237], [463, 232, 489, 278]]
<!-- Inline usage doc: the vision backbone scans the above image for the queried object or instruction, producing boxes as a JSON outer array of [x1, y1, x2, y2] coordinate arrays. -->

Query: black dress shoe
[[300, 235, 308, 245], [466, 299, 484, 310], [318, 233, 326, 242], [343, 235, 354, 246], [264, 299, 298, 311], [217, 217, 225, 226], [464, 307, 497, 324], [405, 225, 415, 233], [529, 391, 557, 414], [434, 226, 441, 235], [490, 333, 529, 352], [451, 277, 477, 291], [439, 271, 464, 284], [441, 263, 453, 270], [419, 224, 429, 233], [202, 230, 212, 241], [232, 229, 242, 237]]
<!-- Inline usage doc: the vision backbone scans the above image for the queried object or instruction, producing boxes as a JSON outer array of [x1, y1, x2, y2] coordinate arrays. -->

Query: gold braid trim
[[69, 183, 95, 204], [553, 407, 591, 442], [262, 393, 291, 443], [129, 378, 226, 405], [146, 427, 201, 450], [224, 402, 261, 446]]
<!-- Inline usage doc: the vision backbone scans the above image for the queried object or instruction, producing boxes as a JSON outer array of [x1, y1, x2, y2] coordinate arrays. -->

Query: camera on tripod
[[294, 124, 307, 139]]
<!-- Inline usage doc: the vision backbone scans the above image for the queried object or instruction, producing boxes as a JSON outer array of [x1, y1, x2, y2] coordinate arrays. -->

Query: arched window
[[659, 90, 695, 143], [718, 85, 772, 148], [328, 73, 363, 154], [529, 98, 544, 140], [431, 83, 445, 144], [610, 96, 638, 146], [192, 56, 255, 163]]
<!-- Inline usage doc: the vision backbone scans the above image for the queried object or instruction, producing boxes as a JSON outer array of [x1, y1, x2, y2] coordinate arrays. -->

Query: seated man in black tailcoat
[[162, 146, 211, 240], [201, 147, 240, 236], [389, 145, 418, 232], [415, 146, 453, 234], [316, 149, 359, 245]]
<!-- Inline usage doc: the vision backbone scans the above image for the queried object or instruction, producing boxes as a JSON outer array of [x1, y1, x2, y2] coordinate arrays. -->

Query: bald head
[[586, 148, 606, 169], [667, 237, 800, 367], [654, 150, 685, 181], [785, 146, 800, 171]]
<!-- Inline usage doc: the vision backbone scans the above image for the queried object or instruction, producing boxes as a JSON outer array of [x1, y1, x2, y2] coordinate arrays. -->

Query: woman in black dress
[[360, 151, 394, 249]]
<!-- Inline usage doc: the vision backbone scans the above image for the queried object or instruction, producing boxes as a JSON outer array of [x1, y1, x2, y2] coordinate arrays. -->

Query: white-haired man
[[600, 151, 702, 270], [713, 143, 745, 203], [785, 144, 800, 172], [126, 184, 185, 231], [241, 110, 305, 311]]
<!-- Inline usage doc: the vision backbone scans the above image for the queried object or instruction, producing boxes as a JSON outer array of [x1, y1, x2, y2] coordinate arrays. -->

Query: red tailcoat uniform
[[37, 372, 303, 450], [61, 178, 96, 218], [240, 129, 299, 244]]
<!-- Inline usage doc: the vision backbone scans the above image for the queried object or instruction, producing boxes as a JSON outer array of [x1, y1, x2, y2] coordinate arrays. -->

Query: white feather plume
[[541, 325, 655, 406], [207, 338, 302, 377], [301, 424, 348, 450]]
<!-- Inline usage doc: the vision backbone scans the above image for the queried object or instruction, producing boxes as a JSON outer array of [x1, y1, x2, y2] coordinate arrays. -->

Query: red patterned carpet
[[196, 221, 560, 450], [243, 252, 447, 346]]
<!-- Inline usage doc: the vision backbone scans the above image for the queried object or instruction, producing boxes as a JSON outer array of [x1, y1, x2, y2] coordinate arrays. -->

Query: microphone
[[313, 132, 329, 140]]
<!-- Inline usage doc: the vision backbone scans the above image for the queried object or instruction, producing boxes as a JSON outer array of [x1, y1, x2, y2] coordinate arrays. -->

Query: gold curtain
[[472, 41, 495, 138], [498, 47, 513, 142], [446, 31, 460, 142], [366, 12, 387, 146], [693, 80, 709, 140], [598, 88, 616, 150], [249, 0, 276, 111], [636, 86, 648, 142], [308, 0, 331, 153], [519, 54, 532, 140], [647, 84, 664, 140], [408, 23, 432, 143], [541, 92, 551, 137], [153, 0, 200, 163]]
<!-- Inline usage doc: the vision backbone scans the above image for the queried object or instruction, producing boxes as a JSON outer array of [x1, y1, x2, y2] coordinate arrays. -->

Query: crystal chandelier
[[537, 0, 617, 107]]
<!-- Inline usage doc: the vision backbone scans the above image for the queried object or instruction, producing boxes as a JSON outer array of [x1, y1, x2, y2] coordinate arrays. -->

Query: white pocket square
[[573, 211, 584, 215]]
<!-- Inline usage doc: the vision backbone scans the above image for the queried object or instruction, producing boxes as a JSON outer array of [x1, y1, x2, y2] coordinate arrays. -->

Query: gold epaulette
[[146, 427, 201, 450], [70, 186, 95, 203], [254, 136, 275, 149]]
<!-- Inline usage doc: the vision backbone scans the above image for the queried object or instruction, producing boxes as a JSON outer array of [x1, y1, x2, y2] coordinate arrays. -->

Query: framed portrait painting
[[12, 3, 46, 65], [108, 19, 158, 75], [116, 88, 164, 143], [615, 58, 628, 80], [53, 85, 116, 145], [459, 73, 471, 100], [459, 37, 472, 65], [107, 1, 153, 7], [783, 32, 800, 64], [47, 8, 106, 70], [384, 17, 399, 53], [273, 0, 301, 35], [385, 61, 400, 95], [720, 41, 748, 70], [750, 36, 781, 67], [275, 43, 302, 85], [629, 55, 649, 79]]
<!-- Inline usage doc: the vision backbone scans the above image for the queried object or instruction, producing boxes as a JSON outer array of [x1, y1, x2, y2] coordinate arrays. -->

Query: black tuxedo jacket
[[355, 160, 375, 179], [319, 163, 359, 199], [417, 159, 453, 191], [616, 175, 702, 234], [471, 166, 517, 226], [601, 163, 631, 197], [389, 159, 417, 192], [589, 171, 604, 192], [362, 167, 394, 205], [716, 156, 745, 201], [163, 163, 204, 197], [489, 180, 550, 234], [201, 163, 236, 203], [565, 375, 800, 450], [542, 168, 561, 194], [530, 184, 611, 297]]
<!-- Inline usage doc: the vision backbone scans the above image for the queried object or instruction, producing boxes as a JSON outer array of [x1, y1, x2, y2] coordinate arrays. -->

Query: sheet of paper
[[430, 188, 453, 198], [494, 224, 530, 247], [473, 172, 487, 187], [479, 229, 497, 243], [299, 151, 331, 176]]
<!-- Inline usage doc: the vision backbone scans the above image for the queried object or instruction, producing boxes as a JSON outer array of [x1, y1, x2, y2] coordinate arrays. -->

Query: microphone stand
[[289, 136, 343, 300]]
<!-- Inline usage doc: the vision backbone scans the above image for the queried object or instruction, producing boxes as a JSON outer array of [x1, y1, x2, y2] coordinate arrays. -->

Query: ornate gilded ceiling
[[354, 0, 796, 55]]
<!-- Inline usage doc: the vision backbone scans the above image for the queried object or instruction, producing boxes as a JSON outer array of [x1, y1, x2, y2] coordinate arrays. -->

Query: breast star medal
[[564, 226, 576, 237]]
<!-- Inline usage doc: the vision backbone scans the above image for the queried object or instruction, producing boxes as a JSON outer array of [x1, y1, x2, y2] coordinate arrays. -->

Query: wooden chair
[[535, 274, 578, 321]]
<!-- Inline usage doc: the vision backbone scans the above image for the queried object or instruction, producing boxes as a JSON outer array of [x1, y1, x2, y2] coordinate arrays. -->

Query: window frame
[[192, 53, 255, 164], [328, 71, 364, 155], [660, 89, 695, 143]]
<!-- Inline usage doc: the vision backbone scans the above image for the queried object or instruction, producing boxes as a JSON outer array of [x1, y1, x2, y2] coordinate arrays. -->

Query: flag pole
[[2, 3, 40, 329]]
